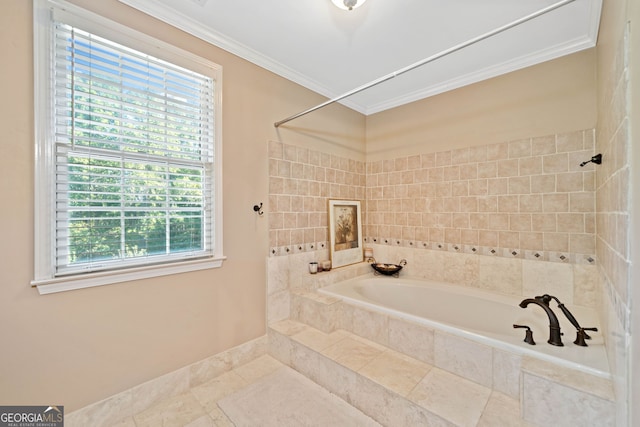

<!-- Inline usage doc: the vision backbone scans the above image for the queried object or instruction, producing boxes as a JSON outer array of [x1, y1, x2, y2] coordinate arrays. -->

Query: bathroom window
[[32, 0, 224, 294]]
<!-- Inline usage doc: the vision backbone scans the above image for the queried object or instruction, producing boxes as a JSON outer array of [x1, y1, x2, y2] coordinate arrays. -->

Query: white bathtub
[[319, 275, 610, 378]]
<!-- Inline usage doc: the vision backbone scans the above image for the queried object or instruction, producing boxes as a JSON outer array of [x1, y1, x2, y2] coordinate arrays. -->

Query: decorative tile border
[[268, 236, 595, 266], [269, 241, 328, 257], [363, 236, 595, 265]]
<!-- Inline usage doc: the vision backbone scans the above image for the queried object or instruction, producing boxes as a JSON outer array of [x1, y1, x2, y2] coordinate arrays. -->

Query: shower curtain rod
[[274, 0, 575, 128]]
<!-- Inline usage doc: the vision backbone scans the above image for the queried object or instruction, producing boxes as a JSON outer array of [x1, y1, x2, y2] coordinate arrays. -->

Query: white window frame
[[32, 0, 225, 294]]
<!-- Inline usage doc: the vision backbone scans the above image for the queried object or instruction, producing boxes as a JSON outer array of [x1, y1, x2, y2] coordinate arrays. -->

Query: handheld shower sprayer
[[542, 294, 598, 345]]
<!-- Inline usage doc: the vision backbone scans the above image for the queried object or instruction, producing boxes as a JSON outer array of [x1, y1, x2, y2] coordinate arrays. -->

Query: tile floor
[[111, 354, 379, 427], [107, 327, 533, 427], [271, 320, 533, 427]]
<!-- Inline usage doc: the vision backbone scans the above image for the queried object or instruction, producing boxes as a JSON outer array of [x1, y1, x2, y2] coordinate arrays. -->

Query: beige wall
[[0, 0, 364, 411], [366, 49, 597, 160]]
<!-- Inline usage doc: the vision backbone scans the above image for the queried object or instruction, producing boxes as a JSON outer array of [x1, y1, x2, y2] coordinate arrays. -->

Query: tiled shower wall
[[596, 20, 631, 425], [365, 129, 596, 265], [268, 141, 366, 254], [270, 129, 596, 264], [267, 131, 597, 324]]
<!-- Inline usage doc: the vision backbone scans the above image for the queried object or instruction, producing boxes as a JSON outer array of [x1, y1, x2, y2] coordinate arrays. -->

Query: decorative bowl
[[371, 259, 407, 276], [371, 263, 403, 275]]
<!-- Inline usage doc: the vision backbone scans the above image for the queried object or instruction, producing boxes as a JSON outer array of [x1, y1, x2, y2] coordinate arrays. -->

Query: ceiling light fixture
[[331, 0, 367, 11]]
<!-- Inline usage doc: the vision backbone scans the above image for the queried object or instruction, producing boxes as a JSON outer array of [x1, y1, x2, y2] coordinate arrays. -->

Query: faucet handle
[[582, 326, 598, 340], [574, 327, 598, 346], [513, 324, 536, 345]]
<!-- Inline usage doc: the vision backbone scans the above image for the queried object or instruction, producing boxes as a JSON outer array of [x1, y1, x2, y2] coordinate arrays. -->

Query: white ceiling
[[118, 0, 602, 116]]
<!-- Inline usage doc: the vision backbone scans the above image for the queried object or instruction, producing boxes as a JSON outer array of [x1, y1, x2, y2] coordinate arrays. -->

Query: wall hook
[[253, 203, 264, 216], [579, 153, 602, 167]]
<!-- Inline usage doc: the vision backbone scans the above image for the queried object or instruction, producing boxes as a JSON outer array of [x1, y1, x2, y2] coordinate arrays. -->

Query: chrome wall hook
[[253, 203, 264, 216]]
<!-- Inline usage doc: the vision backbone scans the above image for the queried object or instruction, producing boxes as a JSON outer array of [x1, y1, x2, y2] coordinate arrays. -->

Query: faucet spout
[[519, 297, 563, 346]]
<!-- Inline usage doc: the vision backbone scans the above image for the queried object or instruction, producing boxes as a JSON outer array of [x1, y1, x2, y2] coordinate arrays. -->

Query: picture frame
[[328, 199, 363, 268]]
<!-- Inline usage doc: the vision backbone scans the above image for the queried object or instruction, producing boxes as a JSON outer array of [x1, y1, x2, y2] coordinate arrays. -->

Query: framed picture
[[328, 199, 363, 268]]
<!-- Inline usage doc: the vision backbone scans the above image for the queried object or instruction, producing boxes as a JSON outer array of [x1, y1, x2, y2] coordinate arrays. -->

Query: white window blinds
[[52, 22, 216, 276]]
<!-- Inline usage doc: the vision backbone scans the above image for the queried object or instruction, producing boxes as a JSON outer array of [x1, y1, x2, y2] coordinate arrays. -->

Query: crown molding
[[118, 0, 601, 116], [364, 34, 597, 115], [117, 0, 365, 113]]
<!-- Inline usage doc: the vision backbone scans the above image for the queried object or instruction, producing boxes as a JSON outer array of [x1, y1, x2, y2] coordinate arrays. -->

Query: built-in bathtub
[[319, 275, 610, 378]]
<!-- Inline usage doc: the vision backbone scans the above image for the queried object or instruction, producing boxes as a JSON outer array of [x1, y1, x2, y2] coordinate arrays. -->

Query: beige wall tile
[[532, 135, 556, 155], [520, 232, 544, 250], [421, 153, 436, 168], [509, 139, 532, 158], [478, 196, 498, 212], [487, 142, 509, 161], [478, 230, 498, 247], [510, 214, 532, 231], [488, 177, 508, 195], [468, 145, 488, 163], [543, 153, 569, 173], [532, 213, 557, 232], [498, 159, 519, 177], [522, 260, 573, 303], [498, 195, 519, 212], [460, 163, 478, 179], [557, 172, 584, 192], [429, 167, 444, 182], [509, 177, 531, 194], [570, 233, 595, 254], [478, 161, 497, 178], [477, 256, 522, 295], [460, 196, 479, 212], [519, 195, 543, 212], [451, 148, 469, 165], [531, 174, 555, 193], [461, 229, 479, 245], [452, 181, 470, 196], [407, 155, 421, 169], [543, 232, 569, 252], [519, 156, 542, 176], [557, 213, 584, 233], [395, 157, 408, 171], [570, 193, 595, 212], [435, 151, 452, 167], [543, 194, 569, 212], [499, 231, 520, 248], [469, 179, 488, 196], [488, 214, 509, 230]]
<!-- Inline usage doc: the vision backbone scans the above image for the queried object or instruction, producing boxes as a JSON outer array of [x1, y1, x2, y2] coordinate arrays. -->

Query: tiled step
[[286, 289, 616, 426], [520, 357, 616, 426], [268, 319, 529, 427]]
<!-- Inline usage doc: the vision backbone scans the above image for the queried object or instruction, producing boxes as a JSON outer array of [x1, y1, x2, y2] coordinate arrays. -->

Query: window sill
[[31, 256, 227, 295]]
